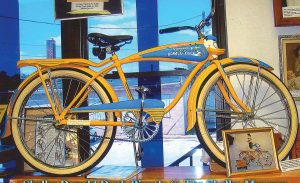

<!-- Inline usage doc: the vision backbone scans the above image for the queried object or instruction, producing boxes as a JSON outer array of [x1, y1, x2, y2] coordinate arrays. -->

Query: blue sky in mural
[[19, 0, 211, 75]]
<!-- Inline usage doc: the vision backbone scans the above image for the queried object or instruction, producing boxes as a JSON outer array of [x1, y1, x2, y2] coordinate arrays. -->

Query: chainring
[[122, 111, 159, 142]]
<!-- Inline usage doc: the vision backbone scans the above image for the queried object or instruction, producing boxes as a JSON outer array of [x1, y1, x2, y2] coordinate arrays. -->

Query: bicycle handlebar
[[159, 26, 196, 34], [159, 12, 213, 39], [159, 0, 215, 38], [197, 13, 212, 29]]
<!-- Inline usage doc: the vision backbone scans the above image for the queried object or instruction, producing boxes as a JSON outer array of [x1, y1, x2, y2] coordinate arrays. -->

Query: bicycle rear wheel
[[11, 69, 116, 175], [195, 64, 298, 166]]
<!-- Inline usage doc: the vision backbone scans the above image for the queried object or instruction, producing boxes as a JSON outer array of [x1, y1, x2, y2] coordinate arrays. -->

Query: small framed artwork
[[273, 0, 300, 26], [279, 35, 300, 100], [222, 128, 280, 177]]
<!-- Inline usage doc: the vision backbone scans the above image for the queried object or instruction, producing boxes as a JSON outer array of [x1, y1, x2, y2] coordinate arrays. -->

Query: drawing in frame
[[55, 0, 123, 20], [222, 128, 280, 177], [279, 35, 300, 100], [273, 0, 300, 26]]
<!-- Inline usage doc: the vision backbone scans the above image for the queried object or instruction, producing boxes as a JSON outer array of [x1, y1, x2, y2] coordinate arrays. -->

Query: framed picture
[[55, 0, 123, 20], [279, 35, 300, 100], [273, 0, 300, 26], [222, 128, 280, 177]]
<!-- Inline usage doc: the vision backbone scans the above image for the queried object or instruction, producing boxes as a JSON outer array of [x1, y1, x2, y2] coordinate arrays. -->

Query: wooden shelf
[[0, 167, 16, 178], [9, 166, 300, 183]]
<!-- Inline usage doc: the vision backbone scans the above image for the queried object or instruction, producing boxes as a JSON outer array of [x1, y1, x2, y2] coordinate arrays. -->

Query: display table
[[9, 166, 300, 183]]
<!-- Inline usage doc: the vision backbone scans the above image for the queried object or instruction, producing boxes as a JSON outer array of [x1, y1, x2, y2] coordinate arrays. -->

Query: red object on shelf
[[291, 128, 300, 159]]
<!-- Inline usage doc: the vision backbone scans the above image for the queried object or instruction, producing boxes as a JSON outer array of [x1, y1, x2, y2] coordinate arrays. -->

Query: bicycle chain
[[59, 127, 155, 143], [10, 116, 156, 143]]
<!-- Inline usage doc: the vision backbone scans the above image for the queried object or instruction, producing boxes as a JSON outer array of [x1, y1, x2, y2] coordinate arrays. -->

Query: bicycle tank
[[140, 42, 209, 62]]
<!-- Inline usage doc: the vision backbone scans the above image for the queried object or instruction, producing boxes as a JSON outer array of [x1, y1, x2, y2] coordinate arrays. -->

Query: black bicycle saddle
[[88, 33, 133, 47]]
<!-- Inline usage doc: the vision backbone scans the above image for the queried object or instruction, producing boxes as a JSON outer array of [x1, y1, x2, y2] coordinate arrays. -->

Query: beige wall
[[225, 0, 300, 113], [225, 0, 300, 76]]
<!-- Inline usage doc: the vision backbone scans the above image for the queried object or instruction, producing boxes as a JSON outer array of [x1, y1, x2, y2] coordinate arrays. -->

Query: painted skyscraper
[[46, 39, 56, 58]]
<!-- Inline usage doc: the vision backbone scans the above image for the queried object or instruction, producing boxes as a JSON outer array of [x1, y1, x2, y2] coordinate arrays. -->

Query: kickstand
[[133, 141, 143, 167], [132, 86, 148, 167]]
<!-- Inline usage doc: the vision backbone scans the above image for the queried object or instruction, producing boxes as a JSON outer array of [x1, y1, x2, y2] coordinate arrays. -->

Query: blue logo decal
[[141, 44, 208, 62]]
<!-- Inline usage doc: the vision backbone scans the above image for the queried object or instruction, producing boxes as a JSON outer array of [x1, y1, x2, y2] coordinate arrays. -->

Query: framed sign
[[55, 0, 123, 20], [273, 0, 300, 26], [223, 128, 280, 177], [279, 35, 300, 100]]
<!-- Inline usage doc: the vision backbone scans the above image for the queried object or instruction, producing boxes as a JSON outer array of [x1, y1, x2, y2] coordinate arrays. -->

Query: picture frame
[[222, 128, 280, 177], [55, 0, 123, 20], [273, 0, 300, 26], [279, 35, 300, 100]]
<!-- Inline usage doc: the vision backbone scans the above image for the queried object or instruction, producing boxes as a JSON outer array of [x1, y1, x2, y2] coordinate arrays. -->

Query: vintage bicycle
[[4, 4, 298, 175], [239, 150, 273, 168], [238, 134, 273, 169]]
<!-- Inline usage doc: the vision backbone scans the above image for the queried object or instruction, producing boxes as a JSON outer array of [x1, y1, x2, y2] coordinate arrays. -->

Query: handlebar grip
[[159, 26, 195, 34], [159, 27, 182, 34]]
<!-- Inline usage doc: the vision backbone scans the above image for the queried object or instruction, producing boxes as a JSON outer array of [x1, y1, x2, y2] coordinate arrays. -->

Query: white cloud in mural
[[51, 36, 61, 46], [93, 0, 136, 23], [89, 21, 137, 37]]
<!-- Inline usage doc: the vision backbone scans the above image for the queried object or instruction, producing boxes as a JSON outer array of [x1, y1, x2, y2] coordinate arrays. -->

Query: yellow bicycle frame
[[5, 37, 273, 138]]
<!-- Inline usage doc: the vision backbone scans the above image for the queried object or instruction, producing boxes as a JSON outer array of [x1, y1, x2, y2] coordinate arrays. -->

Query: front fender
[[222, 57, 273, 71], [186, 57, 273, 131], [4, 66, 119, 138]]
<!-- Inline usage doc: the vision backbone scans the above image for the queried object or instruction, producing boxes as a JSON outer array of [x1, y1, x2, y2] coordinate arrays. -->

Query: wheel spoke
[[255, 85, 271, 109], [12, 71, 115, 174], [196, 66, 296, 166], [63, 78, 72, 107], [251, 71, 263, 109], [24, 124, 53, 143], [236, 74, 247, 103], [254, 116, 288, 129], [45, 130, 62, 162], [259, 108, 286, 118], [256, 89, 279, 110], [256, 99, 282, 112], [213, 84, 243, 111]]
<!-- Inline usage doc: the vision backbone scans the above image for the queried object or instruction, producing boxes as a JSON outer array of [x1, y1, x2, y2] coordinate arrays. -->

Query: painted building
[[46, 39, 56, 59]]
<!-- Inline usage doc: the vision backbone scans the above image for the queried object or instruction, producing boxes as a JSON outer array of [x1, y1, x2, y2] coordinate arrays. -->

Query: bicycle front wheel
[[195, 64, 298, 166], [11, 69, 116, 175]]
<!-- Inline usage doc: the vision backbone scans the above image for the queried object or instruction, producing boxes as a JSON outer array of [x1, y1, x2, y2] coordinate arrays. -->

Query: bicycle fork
[[212, 60, 252, 114]]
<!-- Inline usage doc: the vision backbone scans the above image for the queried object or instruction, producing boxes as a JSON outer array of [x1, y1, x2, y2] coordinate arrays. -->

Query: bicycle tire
[[195, 63, 298, 166], [11, 69, 116, 175], [257, 151, 273, 167]]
